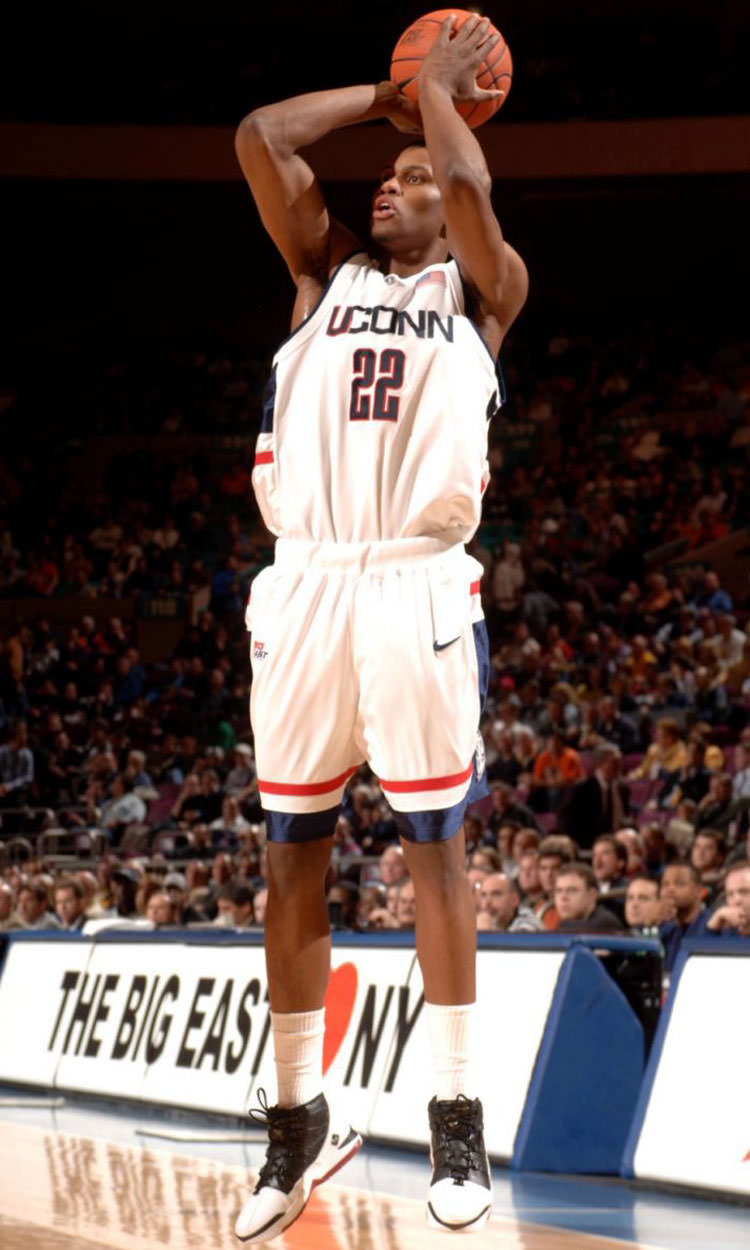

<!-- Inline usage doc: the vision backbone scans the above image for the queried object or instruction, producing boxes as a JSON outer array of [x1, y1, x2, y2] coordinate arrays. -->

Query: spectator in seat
[[163, 871, 188, 920], [554, 863, 624, 934], [692, 666, 730, 726], [210, 795, 252, 849], [16, 880, 60, 930], [536, 835, 576, 930], [628, 718, 687, 781], [694, 772, 748, 836], [109, 866, 140, 919], [614, 827, 646, 876], [469, 847, 502, 875], [477, 873, 543, 932], [592, 696, 638, 756], [592, 834, 628, 922], [558, 744, 629, 848], [224, 742, 257, 799], [146, 891, 179, 927], [731, 742, 750, 801], [509, 828, 541, 878], [693, 571, 732, 614], [592, 835, 629, 893], [486, 782, 540, 835], [531, 731, 583, 811], [54, 877, 88, 931], [378, 844, 408, 887], [713, 614, 747, 669], [689, 828, 726, 900], [625, 875, 661, 934], [0, 721, 34, 807], [366, 878, 417, 931], [100, 774, 147, 843], [0, 882, 21, 931], [215, 881, 255, 928], [326, 880, 359, 930], [658, 736, 711, 809], [355, 883, 387, 930], [706, 862, 750, 937], [658, 861, 710, 972], [516, 850, 545, 912]]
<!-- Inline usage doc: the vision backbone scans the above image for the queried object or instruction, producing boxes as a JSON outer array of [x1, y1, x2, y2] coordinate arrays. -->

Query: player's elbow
[[235, 109, 289, 160], [236, 111, 270, 154], [443, 164, 493, 202]]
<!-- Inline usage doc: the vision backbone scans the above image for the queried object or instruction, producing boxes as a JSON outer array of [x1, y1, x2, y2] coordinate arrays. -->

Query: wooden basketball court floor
[[0, 1093, 746, 1250]]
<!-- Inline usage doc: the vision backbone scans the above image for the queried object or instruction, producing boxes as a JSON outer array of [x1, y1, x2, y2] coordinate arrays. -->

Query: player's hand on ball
[[419, 14, 505, 103]]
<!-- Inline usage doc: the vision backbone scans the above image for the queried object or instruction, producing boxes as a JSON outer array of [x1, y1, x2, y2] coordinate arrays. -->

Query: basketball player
[[234, 15, 528, 1242]]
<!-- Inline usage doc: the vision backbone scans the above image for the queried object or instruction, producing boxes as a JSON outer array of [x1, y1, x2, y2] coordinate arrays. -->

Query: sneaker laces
[[250, 1088, 314, 1193], [432, 1096, 484, 1184]]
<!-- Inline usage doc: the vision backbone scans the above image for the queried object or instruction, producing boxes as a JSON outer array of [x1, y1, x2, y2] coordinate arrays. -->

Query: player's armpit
[[461, 241, 528, 355]]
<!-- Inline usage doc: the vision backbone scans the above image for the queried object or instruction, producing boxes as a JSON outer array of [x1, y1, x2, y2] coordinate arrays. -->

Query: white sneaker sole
[[235, 1128, 363, 1244], [426, 1200, 492, 1233]]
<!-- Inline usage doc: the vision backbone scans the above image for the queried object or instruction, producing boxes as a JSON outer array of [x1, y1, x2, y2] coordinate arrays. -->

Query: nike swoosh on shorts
[[433, 637, 460, 653]]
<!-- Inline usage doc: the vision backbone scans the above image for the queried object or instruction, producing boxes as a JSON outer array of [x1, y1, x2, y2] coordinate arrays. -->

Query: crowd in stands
[[1, 322, 749, 989]]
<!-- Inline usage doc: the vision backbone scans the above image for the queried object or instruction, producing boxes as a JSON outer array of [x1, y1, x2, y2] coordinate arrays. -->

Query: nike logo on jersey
[[433, 637, 460, 653]]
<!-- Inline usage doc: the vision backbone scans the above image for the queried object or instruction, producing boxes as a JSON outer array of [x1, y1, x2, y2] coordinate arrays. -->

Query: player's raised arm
[[416, 15, 528, 343], [235, 83, 420, 291]]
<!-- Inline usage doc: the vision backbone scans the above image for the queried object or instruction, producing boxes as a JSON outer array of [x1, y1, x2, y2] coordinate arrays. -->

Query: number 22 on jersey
[[349, 348, 405, 422]]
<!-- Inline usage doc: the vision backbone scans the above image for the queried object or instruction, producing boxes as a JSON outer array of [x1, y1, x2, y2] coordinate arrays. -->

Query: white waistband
[[273, 536, 466, 574]]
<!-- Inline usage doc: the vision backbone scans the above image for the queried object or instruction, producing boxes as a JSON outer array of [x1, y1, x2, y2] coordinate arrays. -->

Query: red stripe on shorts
[[254, 451, 274, 466], [470, 580, 481, 595], [379, 760, 474, 794], [258, 765, 359, 797]]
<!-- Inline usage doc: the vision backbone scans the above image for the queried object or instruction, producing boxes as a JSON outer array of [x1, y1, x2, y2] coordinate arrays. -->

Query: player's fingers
[[476, 30, 500, 53], [437, 14, 457, 44], [461, 15, 491, 48], [473, 88, 505, 102]]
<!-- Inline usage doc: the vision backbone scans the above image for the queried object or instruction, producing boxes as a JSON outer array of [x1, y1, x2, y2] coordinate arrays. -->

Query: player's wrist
[[372, 80, 402, 117], [416, 73, 454, 99]]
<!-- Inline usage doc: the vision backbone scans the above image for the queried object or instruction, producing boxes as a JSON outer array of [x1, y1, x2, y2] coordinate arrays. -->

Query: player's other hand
[[418, 15, 505, 103], [379, 83, 423, 134]]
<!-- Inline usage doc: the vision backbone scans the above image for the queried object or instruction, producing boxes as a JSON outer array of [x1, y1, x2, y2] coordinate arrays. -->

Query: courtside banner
[[0, 932, 645, 1169], [623, 941, 750, 1197]]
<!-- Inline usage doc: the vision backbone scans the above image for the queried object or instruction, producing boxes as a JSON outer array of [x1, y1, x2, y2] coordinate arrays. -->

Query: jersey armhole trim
[[275, 250, 370, 353], [458, 266, 507, 407]]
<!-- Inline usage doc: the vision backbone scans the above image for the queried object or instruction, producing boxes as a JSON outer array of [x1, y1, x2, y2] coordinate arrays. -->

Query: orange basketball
[[390, 9, 512, 129]]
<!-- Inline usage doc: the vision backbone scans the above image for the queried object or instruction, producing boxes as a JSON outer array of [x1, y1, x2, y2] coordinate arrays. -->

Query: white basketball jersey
[[251, 253, 503, 544]]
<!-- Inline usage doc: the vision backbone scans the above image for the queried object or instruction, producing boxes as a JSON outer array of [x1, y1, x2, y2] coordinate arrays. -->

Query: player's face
[[370, 147, 444, 249]]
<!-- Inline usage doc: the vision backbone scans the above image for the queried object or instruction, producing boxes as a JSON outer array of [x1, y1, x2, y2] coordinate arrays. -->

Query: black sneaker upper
[[428, 1095, 491, 1189], [251, 1090, 330, 1195]]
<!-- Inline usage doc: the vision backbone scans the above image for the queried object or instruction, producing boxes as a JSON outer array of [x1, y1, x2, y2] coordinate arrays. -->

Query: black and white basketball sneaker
[[427, 1095, 493, 1233], [234, 1090, 362, 1244]]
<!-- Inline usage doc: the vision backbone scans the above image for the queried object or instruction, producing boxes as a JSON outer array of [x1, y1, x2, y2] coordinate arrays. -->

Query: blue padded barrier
[[513, 944, 644, 1174]]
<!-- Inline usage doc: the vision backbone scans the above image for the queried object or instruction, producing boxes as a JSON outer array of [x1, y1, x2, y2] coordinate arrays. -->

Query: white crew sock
[[271, 1009, 326, 1107], [424, 1001, 477, 1101]]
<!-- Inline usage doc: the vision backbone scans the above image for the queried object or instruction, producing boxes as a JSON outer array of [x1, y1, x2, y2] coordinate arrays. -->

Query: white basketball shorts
[[246, 536, 489, 843]]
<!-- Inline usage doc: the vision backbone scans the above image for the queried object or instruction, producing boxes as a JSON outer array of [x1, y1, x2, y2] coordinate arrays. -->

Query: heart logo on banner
[[322, 962, 358, 1074]]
